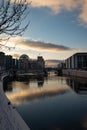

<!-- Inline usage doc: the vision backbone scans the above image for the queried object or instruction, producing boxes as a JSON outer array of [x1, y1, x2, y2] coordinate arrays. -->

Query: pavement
[[0, 81, 30, 130]]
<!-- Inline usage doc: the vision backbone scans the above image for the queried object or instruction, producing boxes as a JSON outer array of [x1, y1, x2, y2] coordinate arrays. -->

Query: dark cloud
[[17, 39, 72, 52]]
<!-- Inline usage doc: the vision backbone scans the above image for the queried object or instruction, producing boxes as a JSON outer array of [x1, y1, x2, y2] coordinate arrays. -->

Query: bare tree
[[0, 0, 30, 48]]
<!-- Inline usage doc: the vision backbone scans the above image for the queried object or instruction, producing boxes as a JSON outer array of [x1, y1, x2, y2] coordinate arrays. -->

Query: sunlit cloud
[[1, 36, 82, 60], [30, 0, 87, 26], [31, 0, 78, 13], [45, 60, 63, 67], [11, 37, 72, 52], [78, 0, 87, 26], [10, 0, 87, 26], [12, 53, 20, 58]]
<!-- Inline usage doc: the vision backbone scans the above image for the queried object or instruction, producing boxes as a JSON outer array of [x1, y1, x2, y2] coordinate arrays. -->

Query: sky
[[1, 0, 87, 61]]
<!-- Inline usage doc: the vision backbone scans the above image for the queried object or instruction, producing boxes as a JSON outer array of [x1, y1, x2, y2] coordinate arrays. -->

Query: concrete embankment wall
[[63, 69, 87, 78], [0, 76, 30, 130]]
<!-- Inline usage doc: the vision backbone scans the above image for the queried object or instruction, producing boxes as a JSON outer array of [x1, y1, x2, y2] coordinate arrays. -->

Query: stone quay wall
[[63, 69, 87, 78]]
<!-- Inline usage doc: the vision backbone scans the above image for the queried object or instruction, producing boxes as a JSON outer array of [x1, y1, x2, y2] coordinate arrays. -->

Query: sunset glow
[[2, 0, 87, 61]]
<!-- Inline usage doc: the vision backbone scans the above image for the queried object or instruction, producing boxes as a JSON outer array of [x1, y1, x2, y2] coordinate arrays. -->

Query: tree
[[0, 0, 30, 48]]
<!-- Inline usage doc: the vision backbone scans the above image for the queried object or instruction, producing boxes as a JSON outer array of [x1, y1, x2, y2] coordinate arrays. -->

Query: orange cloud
[[12, 53, 20, 58]]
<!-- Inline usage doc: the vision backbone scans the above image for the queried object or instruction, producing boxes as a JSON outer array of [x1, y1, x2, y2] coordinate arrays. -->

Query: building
[[5, 55, 13, 70], [58, 62, 66, 69], [14, 59, 19, 70], [37, 56, 45, 71], [18, 54, 45, 73], [18, 54, 29, 72], [0, 52, 5, 71], [65, 53, 87, 70]]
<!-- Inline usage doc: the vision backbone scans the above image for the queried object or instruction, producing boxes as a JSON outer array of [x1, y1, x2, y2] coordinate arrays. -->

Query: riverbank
[[63, 69, 87, 78], [0, 80, 30, 130]]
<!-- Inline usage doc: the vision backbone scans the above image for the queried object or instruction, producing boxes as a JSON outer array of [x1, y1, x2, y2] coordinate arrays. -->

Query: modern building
[[18, 54, 45, 73], [0, 52, 19, 73], [65, 53, 87, 70], [58, 62, 66, 69]]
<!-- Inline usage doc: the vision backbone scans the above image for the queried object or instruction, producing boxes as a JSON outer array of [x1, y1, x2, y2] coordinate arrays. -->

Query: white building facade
[[65, 53, 87, 70]]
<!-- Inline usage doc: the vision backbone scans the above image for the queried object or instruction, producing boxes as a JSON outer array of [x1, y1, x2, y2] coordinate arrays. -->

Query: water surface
[[5, 75, 87, 130]]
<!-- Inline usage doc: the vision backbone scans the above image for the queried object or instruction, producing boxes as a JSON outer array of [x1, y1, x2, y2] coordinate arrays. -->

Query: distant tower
[[37, 56, 45, 71]]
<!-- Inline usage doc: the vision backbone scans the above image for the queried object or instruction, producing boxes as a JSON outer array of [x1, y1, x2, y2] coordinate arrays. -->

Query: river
[[4, 73, 87, 130]]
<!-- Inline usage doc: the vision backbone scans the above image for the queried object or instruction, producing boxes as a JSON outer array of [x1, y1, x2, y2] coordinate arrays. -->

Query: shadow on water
[[66, 77, 87, 94]]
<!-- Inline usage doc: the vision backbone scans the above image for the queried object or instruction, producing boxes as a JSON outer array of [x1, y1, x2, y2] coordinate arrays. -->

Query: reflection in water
[[66, 78, 87, 94], [82, 117, 87, 130], [16, 76, 30, 84], [6, 87, 69, 106], [37, 77, 44, 87], [3, 82, 13, 92], [16, 75, 45, 87], [4, 76, 44, 93], [5, 75, 87, 130], [5, 76, 70, 106]]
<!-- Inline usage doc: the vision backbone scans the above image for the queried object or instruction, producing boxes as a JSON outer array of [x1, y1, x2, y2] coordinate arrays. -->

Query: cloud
[[12, 53, 20, 58], [10, 0, 87, 26], [13, 37, 72, 52], [78, 0, 87, 26], [30, 0, 87, 26], [45, 60, 64, 67], [31, 0, 78, 13]]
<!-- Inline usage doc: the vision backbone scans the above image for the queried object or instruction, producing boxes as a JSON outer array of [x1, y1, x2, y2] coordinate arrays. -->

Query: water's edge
[[0, 77, 30, 130]]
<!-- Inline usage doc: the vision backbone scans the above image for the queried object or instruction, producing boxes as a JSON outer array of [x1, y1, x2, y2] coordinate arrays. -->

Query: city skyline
[[1, 0, 87, 60]]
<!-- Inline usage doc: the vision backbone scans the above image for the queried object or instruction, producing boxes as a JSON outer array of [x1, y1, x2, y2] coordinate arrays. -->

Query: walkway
[[0, 80, 30, 130]]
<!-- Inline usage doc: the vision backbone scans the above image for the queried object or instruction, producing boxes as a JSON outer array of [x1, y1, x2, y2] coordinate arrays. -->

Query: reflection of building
[[0, 52, 5, 71], [19, 54, 45, 72], [65, 53, 87, 70], [66, 78, 87, 94], [37, 77, 44, 87]]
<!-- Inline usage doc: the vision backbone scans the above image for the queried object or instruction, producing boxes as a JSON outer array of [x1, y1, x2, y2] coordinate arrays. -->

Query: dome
[[19, 54, 29, 60]]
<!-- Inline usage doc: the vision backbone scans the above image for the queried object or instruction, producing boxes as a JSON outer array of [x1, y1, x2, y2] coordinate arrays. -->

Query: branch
[[0, 0, 31, 36]]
